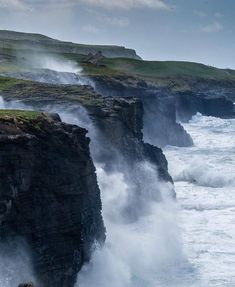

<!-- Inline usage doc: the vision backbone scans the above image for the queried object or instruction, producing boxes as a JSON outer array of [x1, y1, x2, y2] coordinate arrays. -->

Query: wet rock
[[0, 112, 105, 287]]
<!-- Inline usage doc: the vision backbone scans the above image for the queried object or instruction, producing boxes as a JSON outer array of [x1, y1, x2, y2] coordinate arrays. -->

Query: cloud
[[194, 10, 207, 18], [82, 25, 99, 34], [1, 0, 170, 10], [102, 16, 129, 27], [88, 10, 129, 27], [202, 22, 223, 33], [0, 0, 28, 10], [80, 0, 170, 10], [215, 12, 223, 18]]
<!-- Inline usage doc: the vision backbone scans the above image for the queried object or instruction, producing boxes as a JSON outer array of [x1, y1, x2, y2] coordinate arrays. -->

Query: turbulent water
[[58, 107, 189, 287], [0, 96, 234, 286], [165, 114, 235, 287]]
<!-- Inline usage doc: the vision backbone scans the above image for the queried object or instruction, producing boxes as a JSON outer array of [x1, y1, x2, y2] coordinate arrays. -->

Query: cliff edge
[[0, 110, 105, 287]]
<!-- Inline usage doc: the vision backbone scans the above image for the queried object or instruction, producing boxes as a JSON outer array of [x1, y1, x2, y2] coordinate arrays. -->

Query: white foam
[[164, 113, 235, 286]]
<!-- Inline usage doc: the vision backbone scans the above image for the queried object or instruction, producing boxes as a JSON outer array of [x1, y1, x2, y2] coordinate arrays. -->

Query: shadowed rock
[[0, 111, 105, 287]]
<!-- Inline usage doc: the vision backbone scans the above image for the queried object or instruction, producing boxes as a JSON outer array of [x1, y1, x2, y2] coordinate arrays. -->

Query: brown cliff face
[[0, 111, 105, 287]]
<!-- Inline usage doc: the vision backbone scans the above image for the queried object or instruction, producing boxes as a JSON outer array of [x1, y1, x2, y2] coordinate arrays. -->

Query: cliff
[[0, 111, 105, 287], [0, 78, 172, 183], [0, 30, 141, 60], [89, 97, 172, 183], [92, 75, 194, 147]]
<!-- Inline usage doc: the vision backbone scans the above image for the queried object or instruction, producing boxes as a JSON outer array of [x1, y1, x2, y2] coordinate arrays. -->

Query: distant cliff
[[92, 75, 194, 147], [0, 78, 172, 183], [0, 30, 141, 60], [0, 111, 105, 287]]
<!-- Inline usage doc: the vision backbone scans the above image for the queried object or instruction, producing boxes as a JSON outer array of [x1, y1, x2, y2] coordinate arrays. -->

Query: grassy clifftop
[[0, 30, 235, 92], [0, 109, 40, 119], [95, 58, 235, 80], [0, 76, 105, 108], [0, 30, 141, 59]]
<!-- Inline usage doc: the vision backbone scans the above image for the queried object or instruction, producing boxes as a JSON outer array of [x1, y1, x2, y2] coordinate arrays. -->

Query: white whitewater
[[165, 113, 235, 287], [1, 96, 234, 286], [58, 108, 190, 287], [77, 113, 235, 287]]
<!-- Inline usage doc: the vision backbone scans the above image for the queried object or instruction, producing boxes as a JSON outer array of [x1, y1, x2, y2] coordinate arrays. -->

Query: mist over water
[[1, 92, 234, 286], [77, 166, 188, 287], [0, 96, 189, 286], [0, 241, 36, 287], [41, 99, 189, 287], [11, 52, 95, 87], [165, 113, 235, 287]]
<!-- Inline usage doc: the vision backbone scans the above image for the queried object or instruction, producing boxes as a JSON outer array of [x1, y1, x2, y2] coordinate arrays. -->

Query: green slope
[[0, 30, 235, 92], [0, 30, 141, 59]]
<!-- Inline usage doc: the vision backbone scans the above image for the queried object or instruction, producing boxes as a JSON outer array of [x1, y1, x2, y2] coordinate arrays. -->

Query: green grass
[[1, 38, 235, 94], [0, 76, 105, 108], [0, 77, 27, 90], [84, 57, 235, 80], [0, 109, 40, 120]]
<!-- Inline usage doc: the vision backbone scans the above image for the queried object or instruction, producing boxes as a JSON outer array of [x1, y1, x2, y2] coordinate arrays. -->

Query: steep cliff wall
[[92, 75, 193, 147], [88, 97, 172, 183], [0, 111, 105, 287], [0, 79, 172, 184], [176, 92, 234, 122]]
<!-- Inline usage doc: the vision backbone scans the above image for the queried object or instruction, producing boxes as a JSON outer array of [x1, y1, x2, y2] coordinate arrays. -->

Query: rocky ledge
[[0, 110, 105, 287], [92, 75, 194, 147], [0, 79, 172, 184]]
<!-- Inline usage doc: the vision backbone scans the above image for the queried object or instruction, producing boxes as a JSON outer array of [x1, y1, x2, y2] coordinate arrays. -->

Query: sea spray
[[0, 240, 37, 287], [164, 114, 235, 286], [9, 51, 95, 87], [77, 164, 188, 287]]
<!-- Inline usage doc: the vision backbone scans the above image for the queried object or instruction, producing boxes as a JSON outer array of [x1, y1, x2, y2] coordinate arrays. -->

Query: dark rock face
[[176, 92, 235, 122], [1, 80, 174, 202], [1, 83, 173, 183], [142, 94, 193, 147], [187, 78, 235, 103], [87, 97, 173, 184], [92, 76, 193, 147], [0, 113, 105, 287], [92, 75, 235, 146]]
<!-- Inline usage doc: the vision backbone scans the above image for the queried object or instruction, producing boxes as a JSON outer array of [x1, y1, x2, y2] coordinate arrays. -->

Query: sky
[[0, 0, 234, 69]]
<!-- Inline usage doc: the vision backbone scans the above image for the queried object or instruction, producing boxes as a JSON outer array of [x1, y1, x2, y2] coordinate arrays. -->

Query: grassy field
[[80, 57, 235, 81], [1, 37, 235, 93], [0, 109, 40, 120]]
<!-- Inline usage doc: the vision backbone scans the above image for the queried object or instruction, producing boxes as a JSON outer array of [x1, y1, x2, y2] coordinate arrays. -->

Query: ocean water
[[78, 113, 235, 287], [164, 113, 235, 287], [0, 95, 234, 287]]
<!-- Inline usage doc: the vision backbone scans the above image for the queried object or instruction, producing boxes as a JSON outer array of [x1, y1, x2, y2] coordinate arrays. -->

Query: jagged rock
[[0, 111, 105, 287], [0, 82, 172, 183], [92, 75, 193, 147], [89, 97, 173, 183], [176, 92, 235, 122]]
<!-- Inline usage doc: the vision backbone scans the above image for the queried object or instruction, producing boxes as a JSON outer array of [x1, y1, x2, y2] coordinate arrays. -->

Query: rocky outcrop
[[92, 75, 193, 147], [0, 111, 105, 287], [89, 97, 172, 183], [176, 92, 235, 122], [0, 80, 172, 183]]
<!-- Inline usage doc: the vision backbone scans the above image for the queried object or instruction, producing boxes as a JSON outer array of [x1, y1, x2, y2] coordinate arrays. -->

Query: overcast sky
[[0, 0, 234, 69]]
